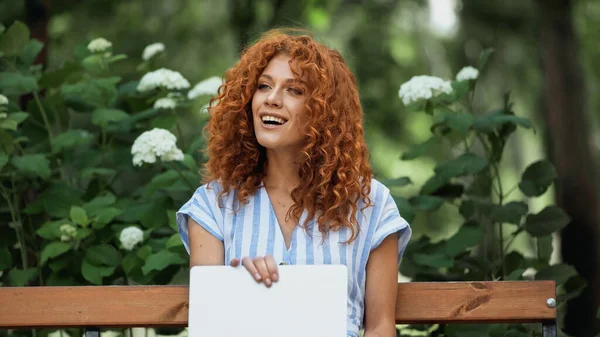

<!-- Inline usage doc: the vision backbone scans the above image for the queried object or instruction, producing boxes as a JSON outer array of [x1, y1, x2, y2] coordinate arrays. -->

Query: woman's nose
[[266, 90, 282, 107]]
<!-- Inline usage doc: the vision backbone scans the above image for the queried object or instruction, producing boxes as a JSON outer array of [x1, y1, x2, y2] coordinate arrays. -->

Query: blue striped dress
[[176, 178, 411, 337]]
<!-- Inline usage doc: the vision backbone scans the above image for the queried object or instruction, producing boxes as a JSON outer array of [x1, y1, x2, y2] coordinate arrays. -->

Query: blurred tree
[[537, 0, 600, 336]]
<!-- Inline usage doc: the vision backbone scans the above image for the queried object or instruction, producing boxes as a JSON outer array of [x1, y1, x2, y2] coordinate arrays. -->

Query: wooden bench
[[0, 281, 557, 336]]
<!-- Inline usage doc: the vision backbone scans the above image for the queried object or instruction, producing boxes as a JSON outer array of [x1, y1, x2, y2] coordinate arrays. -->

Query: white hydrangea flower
[[137, 68, 191, 92], [188, 76, 223, 99], [60, 224, 77, 242], [0, 113, 7, 119], [87, 38, 112, 53], [131, 128, 184, 166], [456, 66, 479, 81], [153, 97, 177, 109], [119, 226, 144, 251], [142, 42, 165, 61], [0, 94, 8, 105], [398, 75, 453, 106]]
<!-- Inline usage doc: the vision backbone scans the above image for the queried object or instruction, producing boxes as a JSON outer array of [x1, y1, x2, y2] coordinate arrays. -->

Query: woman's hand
[[230, 255, 279, 287]]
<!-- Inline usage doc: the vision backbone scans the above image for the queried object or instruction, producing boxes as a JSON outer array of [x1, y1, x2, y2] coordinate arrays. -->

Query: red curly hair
[[203, 29, 373, 242]]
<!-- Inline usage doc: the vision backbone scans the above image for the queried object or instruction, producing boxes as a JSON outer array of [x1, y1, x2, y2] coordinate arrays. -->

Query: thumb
[[230, 258, 240, 267]]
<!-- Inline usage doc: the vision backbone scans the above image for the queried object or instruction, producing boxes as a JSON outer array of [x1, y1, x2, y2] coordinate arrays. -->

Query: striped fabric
[[177, 178, 411, 337]]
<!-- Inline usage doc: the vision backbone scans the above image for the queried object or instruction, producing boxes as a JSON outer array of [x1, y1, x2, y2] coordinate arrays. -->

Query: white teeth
[[261, 115, 286, 124]]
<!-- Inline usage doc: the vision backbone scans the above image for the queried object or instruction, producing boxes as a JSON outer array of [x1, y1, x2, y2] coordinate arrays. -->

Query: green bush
[[392, 52, 583, 336], [0, 21, 213, 288]]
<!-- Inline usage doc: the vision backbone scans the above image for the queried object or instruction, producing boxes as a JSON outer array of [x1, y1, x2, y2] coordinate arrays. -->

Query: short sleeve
[[176, 183, 224, 254], [370, 191, 412, 261]]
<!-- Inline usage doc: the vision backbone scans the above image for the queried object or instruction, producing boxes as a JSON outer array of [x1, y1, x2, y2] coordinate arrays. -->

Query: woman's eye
[[258, 84, 270, 90], [288, 87, 303, 95]]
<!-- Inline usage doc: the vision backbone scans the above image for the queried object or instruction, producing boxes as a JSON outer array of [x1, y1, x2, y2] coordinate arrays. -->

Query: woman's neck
[[263, 149, 302, 194]]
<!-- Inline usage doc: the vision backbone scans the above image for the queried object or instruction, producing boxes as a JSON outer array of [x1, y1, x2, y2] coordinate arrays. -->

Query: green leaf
[[52, 129, 94, 153], [40, 241, 72, 265], [141, 250, 185, 274], [392, 196, 415, 224], [0, 153, 8, 171], [0, 247, 12, 270], [535, 263, 578, 285], [506, 268, 526, 281], [122, 252, 143, 275], [107, 54, 127, 64], [0, 130, 14, 154], [0, 119, 18, 131], [82, 192, 117, 216], [136, 245, 153, 260], [422, 153, 488, 195], [0, 21, 30, 57], [151, 114, 178, 129], [70, 206, 89, 226], [401, 137, 440, 160], [444, 112, 474, 134], [42, 183, 83, 218], [93, 207, 122, 229], [472, 113, 532, 134], [81, 167, 116, 180], [380, 177, 412, 187], [437, 153, 488, 177], [182, 154, 198, 171], [91, 108, 129, 127], [39, 60, 81, 88], [19, 39, 44, 66], [167, 209, 178, 231], [413, 253, 454, 268], [519, 160, 557, 197], [76, 228, 93, 240], [478, 48, 494, 70], [490, 201, 528, 224], [525, 206, 570, 237], [444, 221, 483, 257], [36, 220, 64, 240], [11, 154, 51, 179], [537, 235, 553, 263], [6, 112, 29, 125], [0, 72, 39, 95], [81, 259, 115, 285], [61, 77, 120, 109], [48, 256, 71, 273], [8, 267, 38, 286], [410, 195, 444, 211], [166, 234, 184, 250], [85, 245, 121, 267], [144, 170, 180, 194], [450, 81, 470, 101]]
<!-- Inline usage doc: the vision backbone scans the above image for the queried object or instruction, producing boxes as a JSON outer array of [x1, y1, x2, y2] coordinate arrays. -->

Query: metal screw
[[546, 298, 556, 308]]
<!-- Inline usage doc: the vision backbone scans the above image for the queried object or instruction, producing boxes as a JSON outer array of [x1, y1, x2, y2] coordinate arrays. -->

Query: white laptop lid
[[188, 264, 348, 337]]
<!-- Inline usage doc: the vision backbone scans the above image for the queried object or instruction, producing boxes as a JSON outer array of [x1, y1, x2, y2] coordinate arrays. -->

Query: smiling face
[[251, 54, 308, 154]]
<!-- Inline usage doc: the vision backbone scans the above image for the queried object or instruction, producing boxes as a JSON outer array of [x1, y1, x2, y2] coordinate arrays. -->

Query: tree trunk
[[537, 0, 600, 335], [25, 0, 50, 67]]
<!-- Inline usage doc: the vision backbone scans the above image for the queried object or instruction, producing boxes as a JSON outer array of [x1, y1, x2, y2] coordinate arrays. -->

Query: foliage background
[[1, 0, 600, 336]]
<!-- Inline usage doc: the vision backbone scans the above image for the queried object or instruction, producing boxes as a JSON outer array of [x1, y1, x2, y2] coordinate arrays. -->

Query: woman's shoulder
[[366, 178, 392, 200]]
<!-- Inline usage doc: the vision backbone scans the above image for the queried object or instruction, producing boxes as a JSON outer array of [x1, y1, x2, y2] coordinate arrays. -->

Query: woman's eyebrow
[[259, 74, 298, 84]]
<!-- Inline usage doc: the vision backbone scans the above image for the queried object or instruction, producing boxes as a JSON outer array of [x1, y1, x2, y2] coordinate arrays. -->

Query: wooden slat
[[395, 281, 556, 324], [0, 281, 555, 328]]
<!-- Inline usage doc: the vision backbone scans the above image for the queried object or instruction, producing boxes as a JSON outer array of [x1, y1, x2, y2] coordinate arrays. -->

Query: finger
[[230, 258, 240, 267], [242, 257, 262, 282], [253, 257, 272, 287], [264, 255, 279, 282]]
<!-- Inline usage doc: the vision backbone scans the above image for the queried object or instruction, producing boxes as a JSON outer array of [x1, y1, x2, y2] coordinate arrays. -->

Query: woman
[[176, 29, 411, 337]]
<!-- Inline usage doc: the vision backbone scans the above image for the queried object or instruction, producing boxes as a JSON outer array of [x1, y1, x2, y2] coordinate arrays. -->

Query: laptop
[[188, 264, 348, 337]]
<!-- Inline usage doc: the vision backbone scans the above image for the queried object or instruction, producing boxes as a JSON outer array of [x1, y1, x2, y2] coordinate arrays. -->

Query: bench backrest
[[0, 281, 556, 328]]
